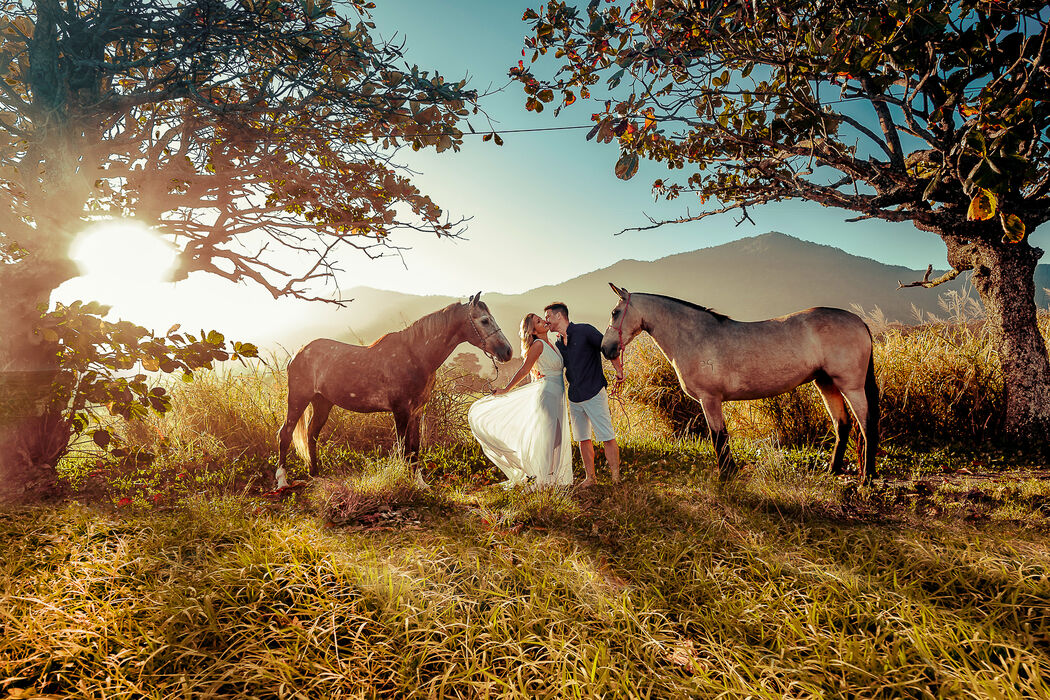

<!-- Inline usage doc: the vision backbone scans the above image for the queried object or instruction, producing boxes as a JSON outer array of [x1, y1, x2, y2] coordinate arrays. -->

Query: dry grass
[[116, 357, 475, 468], [4, 454, 1050, 698]]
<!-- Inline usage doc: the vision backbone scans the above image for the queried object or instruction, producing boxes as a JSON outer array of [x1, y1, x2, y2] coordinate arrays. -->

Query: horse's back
[[288, 338, 400, 409], [705, 307, 871, 400]]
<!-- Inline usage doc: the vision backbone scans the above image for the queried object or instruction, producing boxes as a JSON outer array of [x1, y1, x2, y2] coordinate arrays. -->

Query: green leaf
[[615, 152, 639, 180], [1000, 212, 1026, 243], [966, 188, 997, 221]]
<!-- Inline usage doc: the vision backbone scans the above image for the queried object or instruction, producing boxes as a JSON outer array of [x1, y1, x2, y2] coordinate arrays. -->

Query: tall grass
[[118, 357, 472, 466]]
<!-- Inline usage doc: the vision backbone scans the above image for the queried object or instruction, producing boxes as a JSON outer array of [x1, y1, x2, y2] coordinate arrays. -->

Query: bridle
[[606, 291, 632, 429], [466, 306, 506, 387], [609, 291, 633, 356], [467, 309, 505, 352]]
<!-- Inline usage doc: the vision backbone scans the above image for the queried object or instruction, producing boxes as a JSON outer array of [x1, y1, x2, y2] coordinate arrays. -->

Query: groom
[[544, 301, 623, 486]]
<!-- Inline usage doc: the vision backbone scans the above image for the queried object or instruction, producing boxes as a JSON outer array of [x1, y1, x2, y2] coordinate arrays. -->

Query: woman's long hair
[[519, 313, 541, 356]]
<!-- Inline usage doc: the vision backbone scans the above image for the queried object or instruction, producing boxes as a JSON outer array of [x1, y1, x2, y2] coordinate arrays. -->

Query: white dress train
[[467, 340, 573, 486]]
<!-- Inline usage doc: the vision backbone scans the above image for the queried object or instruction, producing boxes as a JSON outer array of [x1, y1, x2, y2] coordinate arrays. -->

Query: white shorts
[[569, 388, 616, 443]]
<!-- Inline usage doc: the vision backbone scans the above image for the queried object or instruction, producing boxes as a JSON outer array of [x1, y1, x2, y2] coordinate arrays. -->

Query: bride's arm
[[493, 340, 543, 395]]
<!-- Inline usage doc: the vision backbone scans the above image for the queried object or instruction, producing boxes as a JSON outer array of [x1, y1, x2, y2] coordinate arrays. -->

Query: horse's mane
[[371, 302, 472, 347], [642, 293, 731, 323]]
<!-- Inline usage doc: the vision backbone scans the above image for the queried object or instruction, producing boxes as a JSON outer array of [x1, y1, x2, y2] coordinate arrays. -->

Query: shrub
[[616, 335, 708, 437]]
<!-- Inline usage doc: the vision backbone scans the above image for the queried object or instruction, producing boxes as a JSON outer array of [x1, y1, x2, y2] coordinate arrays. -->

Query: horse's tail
[[863, 332, 880, 477], [292, 401, 314, 467]]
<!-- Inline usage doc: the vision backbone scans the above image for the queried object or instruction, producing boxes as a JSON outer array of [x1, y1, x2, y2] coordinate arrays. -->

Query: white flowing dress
[[467, 340, 573, 486]]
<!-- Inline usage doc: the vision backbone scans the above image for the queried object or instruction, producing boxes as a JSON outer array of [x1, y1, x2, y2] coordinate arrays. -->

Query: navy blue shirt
[[556, 322, 607, 403]]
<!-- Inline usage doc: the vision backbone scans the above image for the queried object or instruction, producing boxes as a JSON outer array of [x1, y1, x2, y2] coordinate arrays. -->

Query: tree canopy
[[514, 0, 1048, 243], [1, 0, 477, 300]]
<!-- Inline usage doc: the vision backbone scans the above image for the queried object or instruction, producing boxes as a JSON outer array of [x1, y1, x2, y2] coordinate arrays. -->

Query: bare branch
[[897, 264, 963, 290]]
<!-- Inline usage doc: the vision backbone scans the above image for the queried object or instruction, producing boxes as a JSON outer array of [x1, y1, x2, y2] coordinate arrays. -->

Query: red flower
[[117, 497, 132, 507]]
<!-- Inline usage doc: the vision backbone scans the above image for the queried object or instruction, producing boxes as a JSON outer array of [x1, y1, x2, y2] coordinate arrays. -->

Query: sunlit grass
[[21, 307, 1050, 697], [5, 447, 1050, 698]]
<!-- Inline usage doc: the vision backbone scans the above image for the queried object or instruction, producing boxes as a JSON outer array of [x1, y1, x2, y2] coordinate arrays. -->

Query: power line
[[407, 88, 994, 139]]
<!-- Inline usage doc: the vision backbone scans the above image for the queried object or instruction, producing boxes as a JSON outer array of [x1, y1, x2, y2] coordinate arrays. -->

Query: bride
[[467, 313, 573, 487]]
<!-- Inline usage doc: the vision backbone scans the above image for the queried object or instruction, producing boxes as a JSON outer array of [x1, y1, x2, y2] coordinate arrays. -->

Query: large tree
[[0, 0, 476, 502], [514, 0, 1050, 439]]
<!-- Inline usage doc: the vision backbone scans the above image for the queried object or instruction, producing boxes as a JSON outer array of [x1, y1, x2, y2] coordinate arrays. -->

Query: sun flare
[[71, 220, 176, 283]]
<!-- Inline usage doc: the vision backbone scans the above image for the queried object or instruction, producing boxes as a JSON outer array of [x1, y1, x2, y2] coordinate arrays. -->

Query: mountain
[[295, 233, 1050, 352]]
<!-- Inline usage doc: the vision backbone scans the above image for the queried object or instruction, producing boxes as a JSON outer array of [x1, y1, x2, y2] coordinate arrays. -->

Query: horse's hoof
[[263, 481, 307, 498]]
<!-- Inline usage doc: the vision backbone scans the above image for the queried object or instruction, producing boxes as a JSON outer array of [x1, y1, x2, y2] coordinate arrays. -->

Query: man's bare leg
[[579, 439, 597, 487], [604, 439, 620, 483]]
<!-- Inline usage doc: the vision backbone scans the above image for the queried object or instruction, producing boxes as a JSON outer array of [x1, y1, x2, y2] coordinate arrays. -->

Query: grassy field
[[3, 441, 1050, 699], [4, 305, 1050, 698]]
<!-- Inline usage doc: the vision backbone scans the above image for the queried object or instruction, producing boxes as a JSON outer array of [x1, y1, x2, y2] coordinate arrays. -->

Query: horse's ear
[[608, 282, 628, 300], [468, 292, 479, 306]]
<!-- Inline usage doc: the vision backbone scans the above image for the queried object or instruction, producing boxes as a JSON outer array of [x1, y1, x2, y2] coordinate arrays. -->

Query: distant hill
[[296, 232, 1050, 350]]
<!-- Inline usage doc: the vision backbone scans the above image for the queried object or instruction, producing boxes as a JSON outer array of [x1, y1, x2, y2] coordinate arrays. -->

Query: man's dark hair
[[544, 302, 569, 319]]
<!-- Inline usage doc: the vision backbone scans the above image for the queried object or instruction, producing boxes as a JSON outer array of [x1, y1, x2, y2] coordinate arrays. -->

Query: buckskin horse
[[600, 284, 879, 483], [275, 293, 513, 488]]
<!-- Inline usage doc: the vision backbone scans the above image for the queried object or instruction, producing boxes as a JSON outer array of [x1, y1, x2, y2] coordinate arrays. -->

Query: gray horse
[[600, 284, 879, 483], [275, 294, 513, 489]]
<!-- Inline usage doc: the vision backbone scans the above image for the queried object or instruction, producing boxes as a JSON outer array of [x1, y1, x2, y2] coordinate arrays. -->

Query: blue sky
[[56, 0, 1049, 343], [316, 0, 1045, 297]]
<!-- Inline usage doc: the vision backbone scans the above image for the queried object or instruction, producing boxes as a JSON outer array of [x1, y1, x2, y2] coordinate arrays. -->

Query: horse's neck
[[642, 299, 719, 364], [403, 306, 467, 371]]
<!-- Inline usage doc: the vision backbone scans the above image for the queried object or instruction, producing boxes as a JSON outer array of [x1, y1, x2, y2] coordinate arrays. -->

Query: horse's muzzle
[[601, 340, 620, 360], [491, 342, 513, 363]]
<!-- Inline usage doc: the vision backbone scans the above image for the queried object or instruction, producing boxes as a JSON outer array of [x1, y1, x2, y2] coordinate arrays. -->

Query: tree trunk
[[0, 266, 70, 504], [966, 239, 1050, 440]]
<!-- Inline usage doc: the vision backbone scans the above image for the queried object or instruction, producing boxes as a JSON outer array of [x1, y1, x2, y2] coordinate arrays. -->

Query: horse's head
[[465, 292, 513, 362], [601, 283, 643, 360]]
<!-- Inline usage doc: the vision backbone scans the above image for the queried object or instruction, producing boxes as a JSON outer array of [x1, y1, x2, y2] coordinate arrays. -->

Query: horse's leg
[[700, 396, 737, 481], [840, 388, 876, 484], [392, 405, 410, 459], [276, 388, 312, 489], [392, 404, 428, 488], [814, 375, 851, 475], [408, 404, 430, 488], [405, 406, 423, 460], [306, 397, 334, 478]]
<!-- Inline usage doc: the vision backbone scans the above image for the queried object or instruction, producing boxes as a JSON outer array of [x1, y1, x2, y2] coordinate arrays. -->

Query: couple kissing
[[467, 302, 623, 488]]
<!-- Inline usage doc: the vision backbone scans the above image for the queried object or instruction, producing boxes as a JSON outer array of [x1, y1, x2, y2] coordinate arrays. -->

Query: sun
[[70, 219, 177, 283]]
